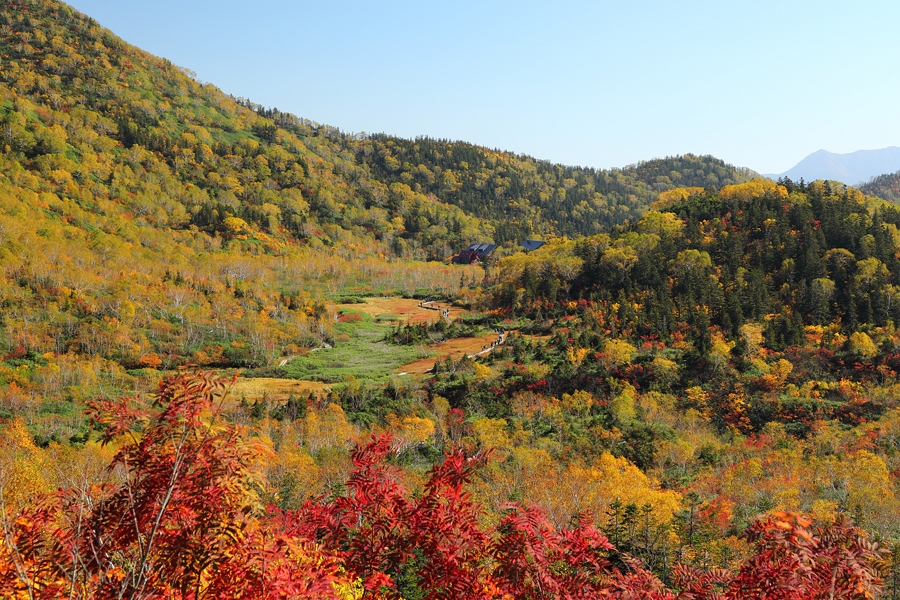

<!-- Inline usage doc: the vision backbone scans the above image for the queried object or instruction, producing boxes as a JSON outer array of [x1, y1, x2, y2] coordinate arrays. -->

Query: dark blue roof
[[520, 240, 546, 251], [465, 243, 498, 256]]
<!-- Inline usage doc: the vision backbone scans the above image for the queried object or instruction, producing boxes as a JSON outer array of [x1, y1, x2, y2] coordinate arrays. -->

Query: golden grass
[[341, 298, 469, 324], [396, 332, 553, 374], [396, 333, 503, 373], [227, 377, 333, 403]]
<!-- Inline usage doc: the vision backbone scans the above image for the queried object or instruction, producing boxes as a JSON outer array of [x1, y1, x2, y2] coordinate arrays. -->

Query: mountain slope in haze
[[768, 146, 900, 186], [859, 169, 900, 202]]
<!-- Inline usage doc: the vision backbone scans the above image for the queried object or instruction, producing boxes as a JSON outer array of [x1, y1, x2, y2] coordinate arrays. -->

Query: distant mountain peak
[[768, 146, 900, 186]]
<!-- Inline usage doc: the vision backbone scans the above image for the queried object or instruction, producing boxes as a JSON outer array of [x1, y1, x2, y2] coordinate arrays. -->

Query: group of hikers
[[481, 328, 506, 353], [419, 300, 452, 324], [419, 299, 506, 357]]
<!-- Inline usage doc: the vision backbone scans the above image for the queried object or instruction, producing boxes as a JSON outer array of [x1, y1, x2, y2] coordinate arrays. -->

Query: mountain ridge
[[766, 146, 900, 186]]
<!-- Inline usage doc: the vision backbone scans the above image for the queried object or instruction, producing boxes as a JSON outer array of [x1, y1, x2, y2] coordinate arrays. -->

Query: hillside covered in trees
[[0, 0, 764, 399], [860, 169, 900, 203], [355, 136, 758, 241], [0, 0, 758, 257], [3, 0, 900, 598], [495, 178, 900, 348]]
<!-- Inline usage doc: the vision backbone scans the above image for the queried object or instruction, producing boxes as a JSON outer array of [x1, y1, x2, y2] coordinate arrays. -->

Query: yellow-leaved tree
[[719, 179, 788, 203], [602, 339, 636, 370], [849, 331, 878, 359], [0, 420, 48, 510]]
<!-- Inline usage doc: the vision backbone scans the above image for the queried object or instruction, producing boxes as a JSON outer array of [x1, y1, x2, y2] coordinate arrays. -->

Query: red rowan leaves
[[0, 373, 888, 600], [0, 371, 347, 600], [726, 512, 885, 600]]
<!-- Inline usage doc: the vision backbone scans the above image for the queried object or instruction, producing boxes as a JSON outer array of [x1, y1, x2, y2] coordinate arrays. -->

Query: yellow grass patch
[[228, 377, 333, 403], [341, 298, 468, 324], [397, 333, 503, 373], [396, 332, 552, 374]]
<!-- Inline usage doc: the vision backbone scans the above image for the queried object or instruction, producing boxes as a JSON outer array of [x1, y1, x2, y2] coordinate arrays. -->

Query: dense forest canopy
[[355, 135, 759, 241], [495, 178, 900, 346]]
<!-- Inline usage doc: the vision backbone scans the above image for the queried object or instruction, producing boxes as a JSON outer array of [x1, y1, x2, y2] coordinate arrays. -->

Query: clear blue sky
[[66, 0, 900, 175]]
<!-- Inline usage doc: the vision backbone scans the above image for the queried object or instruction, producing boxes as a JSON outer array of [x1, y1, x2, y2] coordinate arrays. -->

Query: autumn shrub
[[0, 371, 352, 599], [289, 433, 887, 600], [0, 372, 889, 600]]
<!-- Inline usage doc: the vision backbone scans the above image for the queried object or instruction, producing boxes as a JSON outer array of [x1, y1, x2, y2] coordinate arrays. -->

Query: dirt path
[[418, 300, 452, 325], [395, 332, 502, 374], [236, 298, 510, 395]]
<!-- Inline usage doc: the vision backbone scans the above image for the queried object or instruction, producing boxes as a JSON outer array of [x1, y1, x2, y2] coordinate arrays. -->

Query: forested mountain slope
[[0, 0, 495, 260], [0, 0, 494, 419], [356, 136, 759, 240], [860, 169, 900, 203], [0, 0, 765, 382], [418, 178, 900, 550], [495, 178, 900, 351], [0, 0, 761, 255]]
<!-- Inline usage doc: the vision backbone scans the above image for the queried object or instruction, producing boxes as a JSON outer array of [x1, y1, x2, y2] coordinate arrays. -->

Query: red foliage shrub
[[0, 373, 887, 600]]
